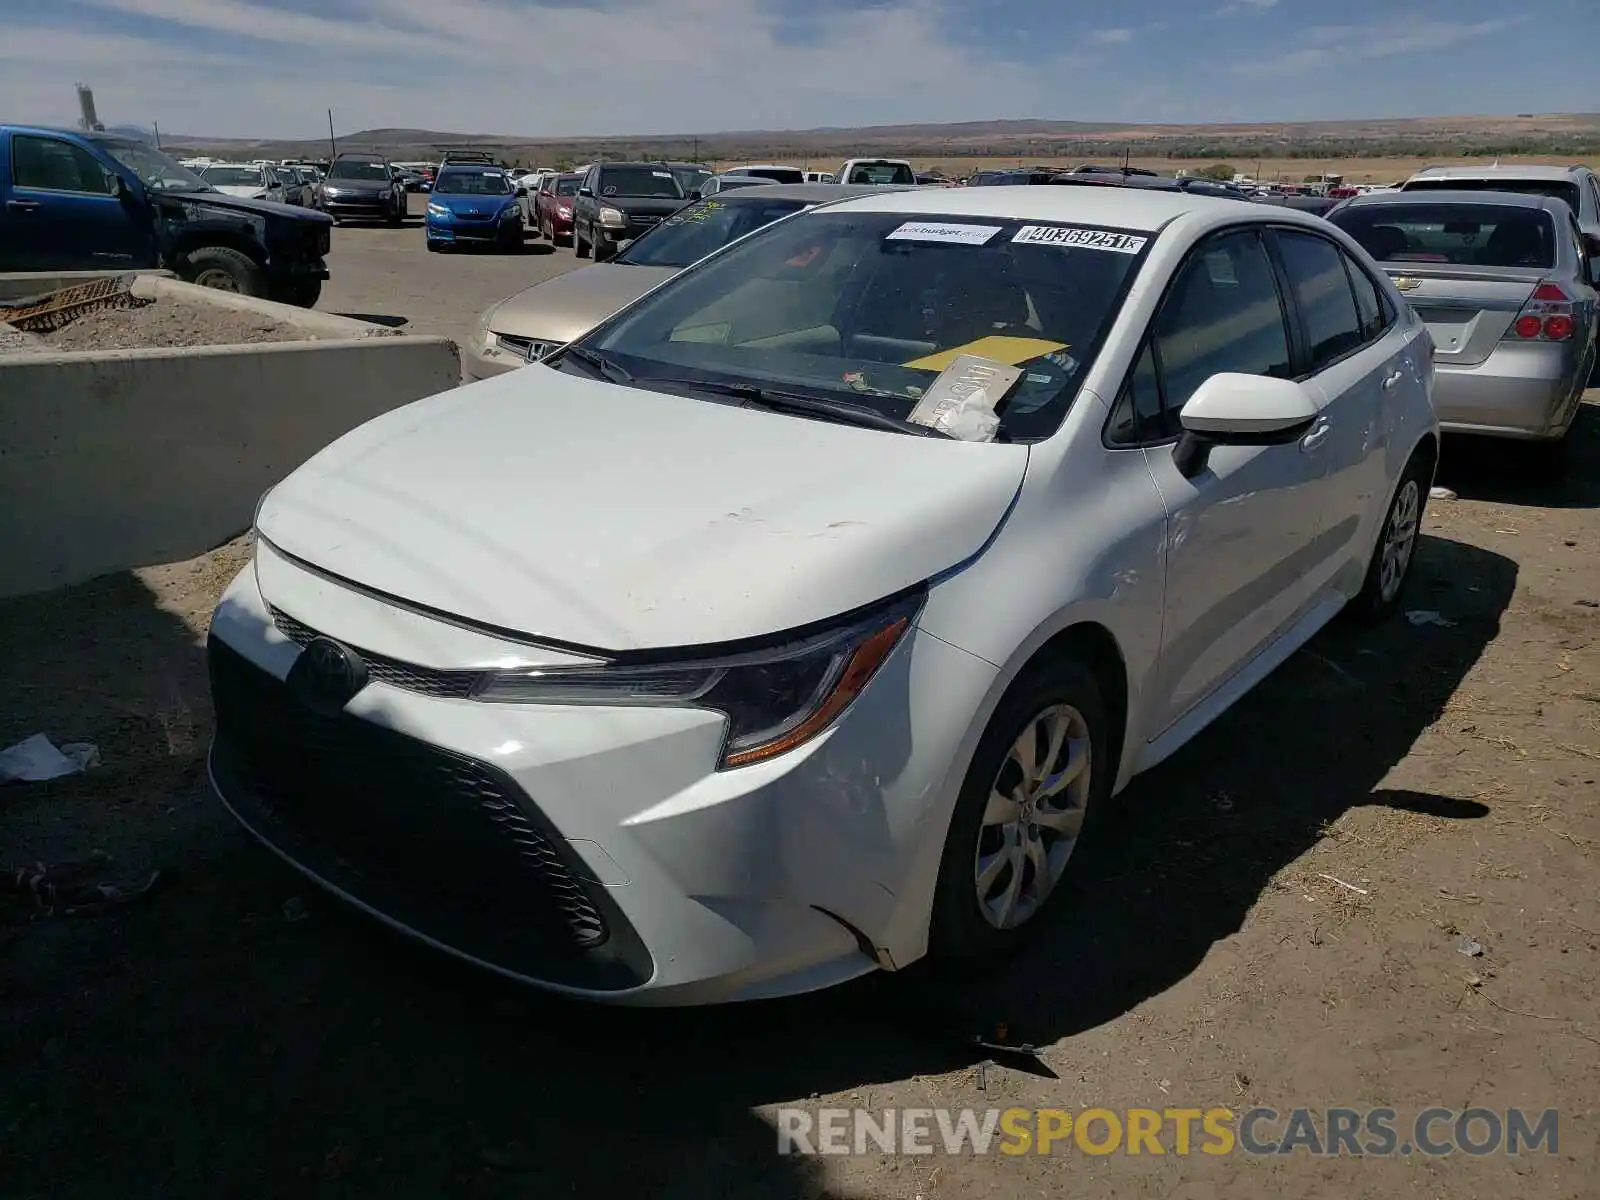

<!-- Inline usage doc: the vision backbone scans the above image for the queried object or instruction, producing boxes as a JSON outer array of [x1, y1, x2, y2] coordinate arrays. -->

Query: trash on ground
[[1405, 610, 1457, 628], [4, 852, 163, 916], [1429, 485, 1457, 501], [0, 734, 100, 784], [1457, 935, 1485, 957]]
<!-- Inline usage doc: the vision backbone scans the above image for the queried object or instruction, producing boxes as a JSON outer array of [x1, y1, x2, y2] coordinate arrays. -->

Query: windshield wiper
[[556, 345, 633, 384], [650, 378, 951, 438]]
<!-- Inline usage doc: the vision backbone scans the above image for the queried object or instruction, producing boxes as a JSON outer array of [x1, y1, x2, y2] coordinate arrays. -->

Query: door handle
[[1300, 421, 1331, 452], [1382, 369, 1404, 390], [5, 199, 40, 211]]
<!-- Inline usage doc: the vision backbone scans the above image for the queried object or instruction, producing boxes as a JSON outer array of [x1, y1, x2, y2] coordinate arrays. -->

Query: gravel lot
[[318, 194, 578, 350], [40, 297, 301, 351], [2, 197, 1597, 1198]]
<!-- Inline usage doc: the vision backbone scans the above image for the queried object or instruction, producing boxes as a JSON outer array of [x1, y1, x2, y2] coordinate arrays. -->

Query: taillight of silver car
[[1504, 282, 1578, 342]]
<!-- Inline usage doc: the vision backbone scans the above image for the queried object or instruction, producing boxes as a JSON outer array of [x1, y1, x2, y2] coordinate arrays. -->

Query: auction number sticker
[[886, 221, 1002, 245], [1013, 225, 1148, 254]]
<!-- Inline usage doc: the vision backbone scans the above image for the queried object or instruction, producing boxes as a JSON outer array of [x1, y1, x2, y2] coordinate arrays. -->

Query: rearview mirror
[[1173, 373, 1319, 477]]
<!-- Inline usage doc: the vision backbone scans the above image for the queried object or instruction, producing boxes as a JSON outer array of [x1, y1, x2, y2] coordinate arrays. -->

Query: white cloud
[[7, 0, 1088, 137], [1233, 16, 1522, 76]]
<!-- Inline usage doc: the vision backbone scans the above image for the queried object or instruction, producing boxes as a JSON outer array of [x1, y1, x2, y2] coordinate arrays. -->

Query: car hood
[[597, 194, 689, 218], [255, 368, 1028, 651], [211, 184, 269, 198], [322, 181, 390, 194], [486, 263, 677, 344], [433, 191, 518, 214], [154, 189, 332, 224]]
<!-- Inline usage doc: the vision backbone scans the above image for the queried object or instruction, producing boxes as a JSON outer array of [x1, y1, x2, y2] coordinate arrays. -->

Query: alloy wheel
[[192, 269, 241, 292], [973, 703, 1092, 930], [1379, 479, 1421, 602]]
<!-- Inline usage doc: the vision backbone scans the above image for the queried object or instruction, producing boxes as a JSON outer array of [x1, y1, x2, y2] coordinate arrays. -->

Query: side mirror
[[687, 189, 702, 201], [515, 186, 527, 197], [578, 186, 593, 197], [1173, 373, 1319, 478]]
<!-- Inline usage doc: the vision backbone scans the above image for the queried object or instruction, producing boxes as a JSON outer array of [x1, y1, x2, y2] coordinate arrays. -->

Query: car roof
[[1338, 188, 1561, 212], [704, 182, 917, 203], [819, 185, 1289, 232], [1409, 164, 1584, 181]]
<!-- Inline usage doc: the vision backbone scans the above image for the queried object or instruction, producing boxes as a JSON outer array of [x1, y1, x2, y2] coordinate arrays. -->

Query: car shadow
[[1435, 395, 1599, 510], [336, 313, 410, 328], [0, 532, 1515, 1196]]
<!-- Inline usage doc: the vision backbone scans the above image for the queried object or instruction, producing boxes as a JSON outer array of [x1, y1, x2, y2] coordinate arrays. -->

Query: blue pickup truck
[[0, 125, 333, 307]]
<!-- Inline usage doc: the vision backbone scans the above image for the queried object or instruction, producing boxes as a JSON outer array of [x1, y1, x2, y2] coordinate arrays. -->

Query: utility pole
[[152, 120, 161, 149], [692, 135, 699, 164], [328, 109, 337, 159]]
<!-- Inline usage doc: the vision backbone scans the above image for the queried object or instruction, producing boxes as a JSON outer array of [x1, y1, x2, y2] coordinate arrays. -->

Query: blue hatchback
[[425, 166, 524, 252]]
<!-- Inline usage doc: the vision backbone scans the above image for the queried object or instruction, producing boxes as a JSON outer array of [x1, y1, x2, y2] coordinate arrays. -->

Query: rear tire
[[1519, 431, 1569, 478], [1346, 448, 1430, 624], [928, 654, 1110, 970], [183, 246, 268, 298]]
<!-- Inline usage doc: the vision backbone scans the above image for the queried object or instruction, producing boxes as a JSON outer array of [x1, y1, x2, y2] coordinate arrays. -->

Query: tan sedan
[[463, 183, 904, 381]]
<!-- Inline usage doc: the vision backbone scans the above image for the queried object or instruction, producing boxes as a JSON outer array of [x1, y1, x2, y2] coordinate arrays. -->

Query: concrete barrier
[[0, 335, 460, 597], [0, 269, 174, 302]]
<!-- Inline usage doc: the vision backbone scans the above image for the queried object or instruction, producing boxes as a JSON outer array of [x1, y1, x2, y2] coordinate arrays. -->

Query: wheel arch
[[169, 229, 267, 269]]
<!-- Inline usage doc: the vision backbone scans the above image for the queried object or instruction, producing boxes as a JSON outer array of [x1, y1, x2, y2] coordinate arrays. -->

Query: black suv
[[571, 162, 689, 261], [321, 152, 407, 225]]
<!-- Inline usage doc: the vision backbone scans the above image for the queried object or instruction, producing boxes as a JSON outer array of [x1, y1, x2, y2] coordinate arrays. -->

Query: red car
[[535, 172, 582, 246]]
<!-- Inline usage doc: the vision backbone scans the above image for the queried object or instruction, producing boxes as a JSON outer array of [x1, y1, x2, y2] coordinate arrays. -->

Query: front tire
[[1347, 449, 1430, 623], [928, 655, 1110, 969], [574, 224, 591, 258], [273, 278, 321, 308], [183, 246, 268, 297]]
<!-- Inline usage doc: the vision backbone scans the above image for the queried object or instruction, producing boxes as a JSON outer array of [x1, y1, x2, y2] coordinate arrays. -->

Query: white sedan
[[197, 162, 288, 203], [207, 186, 1438, 1004]]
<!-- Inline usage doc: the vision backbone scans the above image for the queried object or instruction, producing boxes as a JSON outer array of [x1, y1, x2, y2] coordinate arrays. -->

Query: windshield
[[1401, 178, 1581, 213], [327, 159, 392, 182], [199, 166, 263, 187], [1332, 203, 1558, 269], [93, 138, 207, 192], [435, 170, 512, 196], [554, 175, 581, 196], [671, 166, 714, 193], [582, 211, 1148, 441], [615, 196, 809, 268], [845, 162, 916, 185], [596, 166, 684, 199]]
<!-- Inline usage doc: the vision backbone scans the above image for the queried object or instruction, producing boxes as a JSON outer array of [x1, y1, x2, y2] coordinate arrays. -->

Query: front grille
[[209, 637, 649, 988], [495, 334, 558, 362], [269, 606, 482, 699]]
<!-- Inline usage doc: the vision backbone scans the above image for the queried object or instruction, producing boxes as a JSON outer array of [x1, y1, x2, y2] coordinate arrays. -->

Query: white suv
[[1399, 164, 1600, 240]]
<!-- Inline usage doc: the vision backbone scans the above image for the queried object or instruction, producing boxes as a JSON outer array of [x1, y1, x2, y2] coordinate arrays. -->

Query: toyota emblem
[[286, 636, 368, 714]]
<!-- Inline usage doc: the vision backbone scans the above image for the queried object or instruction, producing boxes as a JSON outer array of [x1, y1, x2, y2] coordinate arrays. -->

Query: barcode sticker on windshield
[[886, 221, 1002, 245], [1013, 226, 1148, 254]]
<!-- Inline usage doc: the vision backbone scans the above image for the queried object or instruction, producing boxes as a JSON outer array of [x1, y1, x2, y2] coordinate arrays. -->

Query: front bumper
[[594, 215, 665, 247], [1433, 340, 1590, 440], [427, 213, 522, 244], [324, 193, 399, 219], [206, 557, 996, 1004]]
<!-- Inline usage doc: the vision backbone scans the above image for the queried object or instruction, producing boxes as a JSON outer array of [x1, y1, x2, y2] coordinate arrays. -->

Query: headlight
[[598, 205, 627, 229], [557, 205, 572, 217], [472, 595, 920, 769], [323, 186, 343, 196], [501, 204, 521, 220], [427, 202, 449, 218], [252, 191, 268, 199]]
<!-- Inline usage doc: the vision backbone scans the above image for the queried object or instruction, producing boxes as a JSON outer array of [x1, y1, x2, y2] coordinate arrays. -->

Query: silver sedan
[[1329, 190, 1599, 471]]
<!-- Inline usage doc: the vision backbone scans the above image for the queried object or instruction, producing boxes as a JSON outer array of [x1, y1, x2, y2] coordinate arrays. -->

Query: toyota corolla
[[208, 187, 1439, 1005]]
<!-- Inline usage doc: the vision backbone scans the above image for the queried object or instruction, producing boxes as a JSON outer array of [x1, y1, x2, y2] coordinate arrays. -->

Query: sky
[[1, 0, 1593, 140]]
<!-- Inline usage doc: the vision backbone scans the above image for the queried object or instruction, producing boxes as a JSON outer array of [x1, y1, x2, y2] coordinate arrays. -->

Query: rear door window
[[1274, 230, 1365, 371]]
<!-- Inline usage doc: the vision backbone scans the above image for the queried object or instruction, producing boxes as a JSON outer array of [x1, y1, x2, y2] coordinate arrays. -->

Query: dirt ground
[[1, 370, 1597, 1191], [38, 297, 303, 352]]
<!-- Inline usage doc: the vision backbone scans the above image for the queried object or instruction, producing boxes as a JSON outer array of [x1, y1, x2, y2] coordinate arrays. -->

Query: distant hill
[[161, 111, 1600, 167]]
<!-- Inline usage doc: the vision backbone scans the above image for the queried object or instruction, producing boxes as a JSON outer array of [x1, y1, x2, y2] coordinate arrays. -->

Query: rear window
[[616, 196, 808, 268], [596, 166, 683, 198], [736, 167, 805, 183], [1401, 177, 1581, 214], [1331, 203, 1557, 269], [845, 162, 917, 185]]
